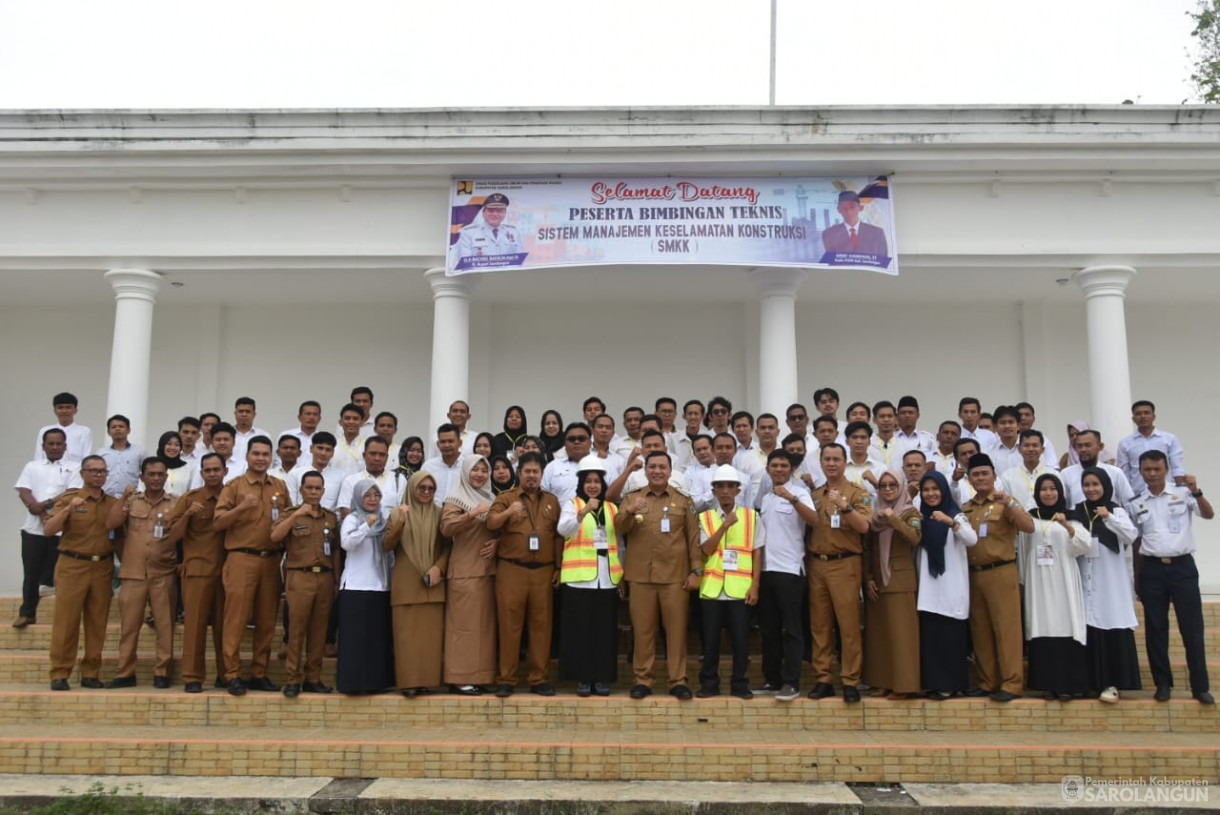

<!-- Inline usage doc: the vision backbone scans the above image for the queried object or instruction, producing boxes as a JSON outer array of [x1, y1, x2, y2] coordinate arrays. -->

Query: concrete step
[[0, 722, 1214, 783], [0, 683, 1215, 734]]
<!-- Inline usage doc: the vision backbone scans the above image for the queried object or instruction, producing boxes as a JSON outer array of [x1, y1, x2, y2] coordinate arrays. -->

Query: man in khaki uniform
[[213, 436, 288, 696], [961, 453, 1034, 702], [487, 451, 563, 697], [806, 443, 872, 702], [617, 450, 701, 700], [271, 471, 340, 698], [43, 455, 118, 690], [166, 451, 228, 693], [105, 458, 178, 688]]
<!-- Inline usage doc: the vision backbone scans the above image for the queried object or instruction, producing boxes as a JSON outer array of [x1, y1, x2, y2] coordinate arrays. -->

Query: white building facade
[[1, 106, 1218, 592]]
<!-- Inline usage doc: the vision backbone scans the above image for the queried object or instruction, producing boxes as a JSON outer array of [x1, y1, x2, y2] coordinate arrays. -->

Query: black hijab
[[1030, 473, 1069, 521], [1076, 466, 1120, 553], [489, 454, 518, 495], [157, 431, 187, 470], [918, 470, 960, 579], [397, 436, 425, 477], [538, 410, 565, 461]]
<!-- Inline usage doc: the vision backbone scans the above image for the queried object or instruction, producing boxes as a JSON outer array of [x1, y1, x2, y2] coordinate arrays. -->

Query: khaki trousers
[[180, 574, 225, 684], [809, 556, 863, 686], [116, 572, 177, 678], [629, 581, 689, 688], [221, 552, 281, 681], [48, 556, 113, 681], [495, 561, 554, 686], [968, 563, 1024, 694], [284, 570, 335, 684]]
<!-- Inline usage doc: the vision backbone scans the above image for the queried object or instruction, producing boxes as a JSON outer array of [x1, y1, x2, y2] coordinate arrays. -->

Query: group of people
[[13, 387, 1214, 706]]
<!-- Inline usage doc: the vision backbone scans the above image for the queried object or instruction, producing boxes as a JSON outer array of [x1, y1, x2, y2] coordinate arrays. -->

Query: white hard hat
[[710, 464, 742, 484], [576, 455, 607, 474]]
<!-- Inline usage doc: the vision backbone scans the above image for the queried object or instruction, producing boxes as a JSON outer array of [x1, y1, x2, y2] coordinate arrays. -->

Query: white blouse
[[339, 513, 390, 592], [1077, 507, 1140, 631], [915, 513, 977, 620]]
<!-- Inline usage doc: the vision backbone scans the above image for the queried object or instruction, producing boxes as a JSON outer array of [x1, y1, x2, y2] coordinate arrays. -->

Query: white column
[[426, 268, 471, 439], [104, 268, 163, 449], [752, 268, 807, 417], [1071, 265, 1137, 450]]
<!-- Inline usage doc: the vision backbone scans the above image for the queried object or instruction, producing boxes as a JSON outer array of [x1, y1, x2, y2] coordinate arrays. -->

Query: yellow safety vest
[[698, 507, 756, 600], [560, 498, 621, 585]]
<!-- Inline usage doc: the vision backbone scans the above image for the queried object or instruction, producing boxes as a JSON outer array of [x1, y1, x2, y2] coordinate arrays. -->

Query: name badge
[[660, 518, 671, 533], [722, 549, 739, 571], [1036, 543, 1054, 566], [323, 541, 332, 557], [979, 522, 989, 538], [830, 514, 841, 530], [593, 527, 608, 551], [528, 534, 540, 552], [1168, 517, 1182, 534]]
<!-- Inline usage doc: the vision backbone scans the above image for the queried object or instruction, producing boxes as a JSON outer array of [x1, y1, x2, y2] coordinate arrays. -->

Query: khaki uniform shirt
[[489, 488, 563, 564], [215, 472, 289, 552], [809, 481, 873, 556], [167, 486, 225, 578], [616, 485, 701, 584], [51, 489, 118, 558], [117, 492, 178, 579], [962, 492, 1020, 567], [282, 505, 341, 572]]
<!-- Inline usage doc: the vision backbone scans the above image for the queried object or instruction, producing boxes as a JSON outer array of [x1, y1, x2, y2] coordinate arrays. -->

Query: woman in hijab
[[337, 480, 394, 694], [1075, 467, 1141, 703], [489, 454, 518, 495], [157, 431, 194, 497], [491, 405, 528, 461], [384, 471, 450, 698], [439, 455, 498, 695], [538, 410, 565, 463], [915, 470, 977, 699], [395, 436, 426, 479], [1022, 473, 1092, 701], [862, 469, 922, 699], [556, 458, 621, 697]]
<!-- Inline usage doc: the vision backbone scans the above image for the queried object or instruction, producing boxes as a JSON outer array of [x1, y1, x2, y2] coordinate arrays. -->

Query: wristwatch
[[1191, 490, 1203, 498]]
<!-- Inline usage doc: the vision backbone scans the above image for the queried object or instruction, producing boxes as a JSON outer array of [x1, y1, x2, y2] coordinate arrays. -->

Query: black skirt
[[336, 589, 394, 694], [919, 611, 970, 693], [1027, 636, 1089, 694], [1086, 625, 1142, 691], [559, 584, 618, 683]]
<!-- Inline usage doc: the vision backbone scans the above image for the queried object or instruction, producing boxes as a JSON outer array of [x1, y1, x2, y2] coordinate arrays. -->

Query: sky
[[0, 0, 1202, 108]]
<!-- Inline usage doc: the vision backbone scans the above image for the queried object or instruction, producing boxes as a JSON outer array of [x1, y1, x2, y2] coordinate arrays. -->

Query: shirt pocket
[[128, 503, 152, 521]]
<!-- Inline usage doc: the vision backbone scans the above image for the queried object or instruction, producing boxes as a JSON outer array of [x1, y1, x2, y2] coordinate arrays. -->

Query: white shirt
[[14, 458, 82, 535], [339, 513, 391, 591], [1020, 516, 1091, 644], [189, 456, 246, 489], [333, 419, 375, 443], [231, 426, 271, 462], [985, 440, 1023, 475], [915, 515, 977, 620], [556, 498, 622, 590], [668, 432, 702, 473], [285, 462, 345, 511], [541, 457, 582, 502], [1116, 428, 1186, 495], [163, 463, 196, 497], [1000, 462, 1055, 511], [1132, 485, 1203, 558], [1060, 462, 1135, 511], [34, 422, 93, 465], [698, 505, 767, 600], [961, 426, 999, 450], [96, 443, 147, 498], [928, 448, 957, 479], [844, 455, 884, 495], [331, 434, 367, 477], [421, 454, 465, 507], [684, 461, 717, 511], [869, 434, 904, 470], [269, 462, 307, 488], [758, 481, 813, 575], [611, 435, 640, 460], [181, 447, 205, 467], [895, 428, 937, 459], [1077, 507, 1139, 630], [338, 469, 407, 515]]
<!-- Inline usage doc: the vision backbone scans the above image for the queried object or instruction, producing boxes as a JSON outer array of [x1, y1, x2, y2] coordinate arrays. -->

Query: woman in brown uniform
[[862, 468, 923, 698], [439, 455, 498, 695], [385, 471, 450, 698]]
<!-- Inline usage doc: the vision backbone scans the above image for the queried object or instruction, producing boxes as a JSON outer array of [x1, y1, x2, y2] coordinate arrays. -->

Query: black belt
[[597, 550, 610, 558], [1142, 553, 1193, 565], [287, 565, 333, 573], [59, 550, 111, 563], [499, 557, 553, 570], [810, 551, 859, 562], [234, 547, 282, 558], [970, 558, 1016, 572]]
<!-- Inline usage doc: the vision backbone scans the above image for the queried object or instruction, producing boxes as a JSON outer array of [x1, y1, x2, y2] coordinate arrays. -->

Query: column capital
[[750, 267, 807, 298], [425, 267, 472, 299], [1071, 265, 1137, 299], [104, 268, 163, 303]]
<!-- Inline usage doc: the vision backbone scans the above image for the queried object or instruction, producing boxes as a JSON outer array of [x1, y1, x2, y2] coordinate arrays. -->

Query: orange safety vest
[[560, 498, 621, 585], [698, 506, 756, 600]]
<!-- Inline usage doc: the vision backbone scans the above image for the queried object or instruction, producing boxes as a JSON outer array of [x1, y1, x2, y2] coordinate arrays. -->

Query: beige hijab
[[400, 471, 441, 575], [869, 468, 914, 587]]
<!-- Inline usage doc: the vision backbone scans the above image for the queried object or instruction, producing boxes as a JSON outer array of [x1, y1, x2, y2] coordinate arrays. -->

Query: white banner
[[446, 175, 897, 275]]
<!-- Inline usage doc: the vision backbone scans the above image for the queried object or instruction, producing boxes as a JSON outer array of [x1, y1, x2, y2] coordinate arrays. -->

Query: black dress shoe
[[1154, 685, 1172, 702], [990, 690, 1018, 703], [530, 683, 556, 697], [843, 685, 861, 703], [731, 688, 754, 700], [153, 676, 170, 689], [1195, 691, 1216, 705], [963, 688, 990, 698], [807, 682, 835, 699], [105, 675, 136, 689], [214, 676, 227, 689], [401, 688, 418, 698], [50, 679, 70, 691], [629, 684, 651, 699], [246, 676, 280, 692], [696, 687, 719, 698], [669, 684, 693, 700], [283, 684, 301, 698], [494, 683, 514, 698], [184, 682, 202, 694], [576, 683, 592, 697], [592, 682, 610, 697], [80, 677, 104, 689], [302, 681, 333, 694], [227, 678, 247, 696]]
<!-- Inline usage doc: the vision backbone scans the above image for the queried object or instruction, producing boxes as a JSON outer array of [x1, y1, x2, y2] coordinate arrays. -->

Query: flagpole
[[769, 0, 777, 105]]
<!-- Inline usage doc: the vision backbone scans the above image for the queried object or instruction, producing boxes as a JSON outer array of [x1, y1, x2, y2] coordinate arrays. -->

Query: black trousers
[[699, 597, 750, 693], [758, 571, 805, 688], [21, 531, 59, 618], [1139, 554, 1210, 694]]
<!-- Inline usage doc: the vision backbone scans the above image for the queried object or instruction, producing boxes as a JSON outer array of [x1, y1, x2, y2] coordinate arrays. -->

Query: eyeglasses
[[416, 484, 436, 492], [566, 435, 589, 442], [83, 469, 109, 475], [879, 482, 900, 490], [788, 415, 807, 422]]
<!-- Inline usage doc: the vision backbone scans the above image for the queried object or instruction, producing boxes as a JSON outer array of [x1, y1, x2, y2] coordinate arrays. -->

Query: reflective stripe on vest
[[698, 507, 756, 600], [560, 498, 621, 585]]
